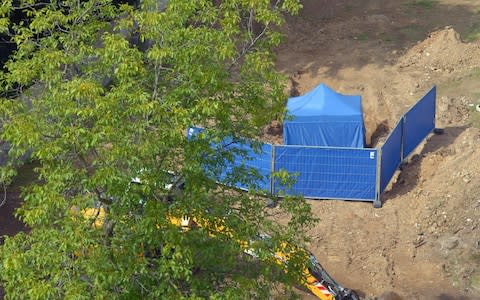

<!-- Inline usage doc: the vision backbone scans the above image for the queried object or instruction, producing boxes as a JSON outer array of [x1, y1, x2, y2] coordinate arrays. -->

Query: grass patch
[[471, 274, 480, 291], [437, 79, 462, 94], [472, 252, 480, 264], [357, 33, 369, 41], [380, 34, 393, 43], [407, 0, 438, 9], [466, 24, 480, 42], [438, 68, 480, 95], [468, 105, 480, 129], [399, 25, 425, 41], [467, 67, 480, 78], [468, 67, 480, 128]]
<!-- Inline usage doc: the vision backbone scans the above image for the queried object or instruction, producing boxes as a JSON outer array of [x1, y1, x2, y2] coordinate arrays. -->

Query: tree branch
[[13, 2, 51, 10], [228, 23, 269, 71]]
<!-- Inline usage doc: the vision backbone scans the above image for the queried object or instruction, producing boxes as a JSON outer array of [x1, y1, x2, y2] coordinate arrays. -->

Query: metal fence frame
[[271, 144, 378, 202], [377, 86, 436, 203], [188, 86, 437, 208]]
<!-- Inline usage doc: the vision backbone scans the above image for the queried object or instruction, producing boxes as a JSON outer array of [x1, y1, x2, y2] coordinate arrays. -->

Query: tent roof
[[287, 83, 362, 120]]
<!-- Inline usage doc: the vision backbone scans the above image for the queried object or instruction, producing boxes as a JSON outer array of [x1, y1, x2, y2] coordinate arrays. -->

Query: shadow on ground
[[382, 126, 466, 201], [279, 0, 480, 77], [436, 294, 473, 300]]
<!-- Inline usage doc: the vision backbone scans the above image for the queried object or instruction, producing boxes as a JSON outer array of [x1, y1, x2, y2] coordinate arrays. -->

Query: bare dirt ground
[[270, 0, 480, 299], [1, 1, 480, 300]]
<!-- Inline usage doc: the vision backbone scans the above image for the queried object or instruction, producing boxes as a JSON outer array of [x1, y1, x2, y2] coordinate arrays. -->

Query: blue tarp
[[403, 87, 436, 158], [273, 146, 378, 201], [284, 83, 365, 148]]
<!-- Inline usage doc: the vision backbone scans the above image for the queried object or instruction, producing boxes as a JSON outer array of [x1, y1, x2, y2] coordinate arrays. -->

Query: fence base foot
[[433, 128, 444, 135], [266, 197, 277, 208], [373, 200, 382, 208]]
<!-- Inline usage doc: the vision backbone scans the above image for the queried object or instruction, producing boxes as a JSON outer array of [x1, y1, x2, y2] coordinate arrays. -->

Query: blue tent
[[284, 83, 365, 148]]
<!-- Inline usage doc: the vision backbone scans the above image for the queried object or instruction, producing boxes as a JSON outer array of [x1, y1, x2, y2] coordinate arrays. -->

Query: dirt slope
[[1, 1, 480, 299], [273, 1, 480, 299]]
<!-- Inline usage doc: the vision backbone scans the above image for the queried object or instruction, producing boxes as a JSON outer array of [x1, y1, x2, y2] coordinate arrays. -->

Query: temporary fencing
[[402, 87, 436, 158], [273, 146, 378, 201], [380, 120, 403, 193], [379, 86, 436, 194], [188, 86, 436, 207], [221, 141, 273, 192]]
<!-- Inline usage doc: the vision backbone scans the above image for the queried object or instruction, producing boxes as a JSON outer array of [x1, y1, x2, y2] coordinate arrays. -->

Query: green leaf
[[0, 1, 315, 299]]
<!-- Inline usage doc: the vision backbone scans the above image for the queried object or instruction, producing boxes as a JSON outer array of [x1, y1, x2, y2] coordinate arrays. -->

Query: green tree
[[0, 0, 315, 299]]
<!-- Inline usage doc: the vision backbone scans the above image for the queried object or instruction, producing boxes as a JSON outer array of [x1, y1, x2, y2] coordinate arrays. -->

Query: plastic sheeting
[[380, 121, 403, 193], [403, 86, 436, 158], [273, 146, 378, 201], [284, 84, 365, 148]]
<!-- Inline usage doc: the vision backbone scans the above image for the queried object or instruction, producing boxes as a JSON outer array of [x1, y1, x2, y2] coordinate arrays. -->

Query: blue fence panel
[[273, 146, 378, 201], [187, 127, 272, 192], [222, 142, 272, 192], [380, 121, 403, 193], [403, 86, 436, 158]]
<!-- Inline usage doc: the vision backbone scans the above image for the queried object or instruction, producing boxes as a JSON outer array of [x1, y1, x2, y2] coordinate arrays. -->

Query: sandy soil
[[2, 1, 480, 300], [271, 0, 480, 299]]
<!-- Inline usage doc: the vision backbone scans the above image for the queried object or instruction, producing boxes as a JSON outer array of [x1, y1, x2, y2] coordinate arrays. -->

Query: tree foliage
[[0, 0, 316, 299]]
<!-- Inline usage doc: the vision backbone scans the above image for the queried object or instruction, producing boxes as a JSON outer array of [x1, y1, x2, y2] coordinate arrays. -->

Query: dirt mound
[[293, 126, 480, 299], [411, 127, 480, 293], [2, 1, 480, 299], [398, 27, 480, 75], [275, 1, 480, 298], [437, 95, 472, 126]]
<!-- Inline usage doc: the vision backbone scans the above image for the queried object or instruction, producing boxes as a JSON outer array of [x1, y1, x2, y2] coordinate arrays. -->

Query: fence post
[[270, 145, 276, 195], [400, 115, 406, 162], [373, 148, 382, 208]]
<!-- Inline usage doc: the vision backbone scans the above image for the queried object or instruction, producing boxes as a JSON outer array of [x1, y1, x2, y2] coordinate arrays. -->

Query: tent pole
[[400, 116, 406, 162], [373, 148, 382, 208], [270, 145, 276, 195]]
